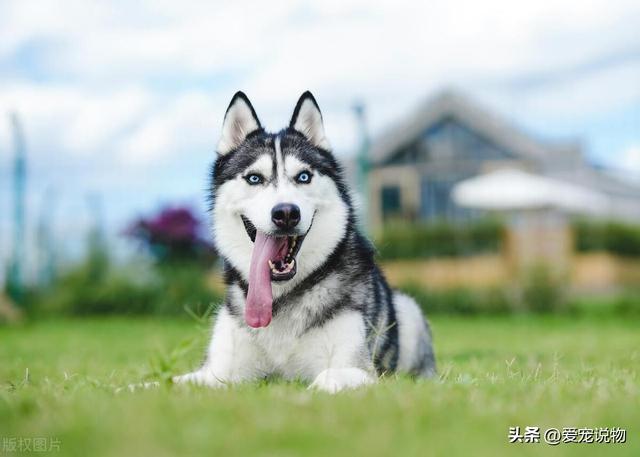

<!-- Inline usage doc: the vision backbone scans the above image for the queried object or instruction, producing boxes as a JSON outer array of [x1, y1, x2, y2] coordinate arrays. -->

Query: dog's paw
[[172, 370, 225, 388], [309, 368, 375, 394]]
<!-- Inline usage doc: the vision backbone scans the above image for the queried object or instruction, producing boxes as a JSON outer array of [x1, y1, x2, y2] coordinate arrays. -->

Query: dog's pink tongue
[[245, 232, 284, 328]]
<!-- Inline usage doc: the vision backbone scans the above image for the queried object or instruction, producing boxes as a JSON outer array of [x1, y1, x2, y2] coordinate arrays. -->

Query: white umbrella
[[452, 168, 610, 215]]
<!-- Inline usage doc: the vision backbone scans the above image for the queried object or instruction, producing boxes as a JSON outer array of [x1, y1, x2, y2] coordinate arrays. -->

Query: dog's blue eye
[[296, 171, 312, 184], [245, 173, 264, 185]]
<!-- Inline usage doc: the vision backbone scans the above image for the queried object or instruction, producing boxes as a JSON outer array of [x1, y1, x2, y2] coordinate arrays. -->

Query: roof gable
[[383, 116, 517, 166], [370, 90, 556, 166]]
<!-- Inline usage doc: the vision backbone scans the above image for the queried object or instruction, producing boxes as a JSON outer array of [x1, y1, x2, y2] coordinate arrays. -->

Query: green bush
[[574, 219, 640, 257], [375, 219, 502, 260], [400, 277, 640, 317], [30, 259, 221, 317], [376, 219, 640, 260], [400, 264, 568, 315], [27, 213, 222, 317], [567, 290, 640, 317], [152, 262, 221, 315], [519, 264, 567, 313], [398, 283, 512, 315]]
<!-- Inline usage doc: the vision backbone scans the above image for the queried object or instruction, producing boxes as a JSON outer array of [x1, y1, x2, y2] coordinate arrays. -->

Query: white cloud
[[0, 83, 154, 159], [2, 0, 638, 85], [0, 0, 637, 172], [0, 2, 638, 181], [114, 91, 223, 166], [476, 60, 640, 127], [620, 145, 640, 174], [63, 87, 153, 155]]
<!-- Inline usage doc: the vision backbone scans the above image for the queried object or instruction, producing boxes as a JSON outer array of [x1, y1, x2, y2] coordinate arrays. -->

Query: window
[[420, 179, 451, 219], [381, 186, 401, 220], [420, 177, 479, 222]]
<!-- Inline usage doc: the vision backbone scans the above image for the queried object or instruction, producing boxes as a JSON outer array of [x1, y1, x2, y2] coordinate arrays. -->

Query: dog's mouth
[[241, 216, 305, 281], [240, 215, 307, 328]]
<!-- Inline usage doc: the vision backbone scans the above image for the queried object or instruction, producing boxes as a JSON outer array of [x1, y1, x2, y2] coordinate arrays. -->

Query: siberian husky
[[173, 91, 436, 393]]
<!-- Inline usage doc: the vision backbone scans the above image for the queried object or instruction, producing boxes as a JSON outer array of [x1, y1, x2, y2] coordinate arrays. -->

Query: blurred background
[[1, 0, 639, 320]]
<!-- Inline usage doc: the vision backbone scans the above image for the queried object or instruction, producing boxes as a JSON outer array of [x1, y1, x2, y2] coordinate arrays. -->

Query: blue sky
[[0, 0, 639, 273]]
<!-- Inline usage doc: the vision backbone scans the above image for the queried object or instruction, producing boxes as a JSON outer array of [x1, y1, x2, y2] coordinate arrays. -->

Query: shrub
[[30, 205, 222, 317], [399, 264, 569, 315], [398, 283, 512, 315], [574, 219, 640, 257], [567, 290, 640, 317], [519, 264, 567, 313], [32, 260, 221, 317], [376, 219, 640, 260], [42, 268, 156, 315], [375, 219, 502, 260], [151, 262, 221, 315]]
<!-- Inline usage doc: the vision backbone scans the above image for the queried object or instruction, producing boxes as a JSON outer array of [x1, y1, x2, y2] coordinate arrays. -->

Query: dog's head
[[211, 91, 351, 327]]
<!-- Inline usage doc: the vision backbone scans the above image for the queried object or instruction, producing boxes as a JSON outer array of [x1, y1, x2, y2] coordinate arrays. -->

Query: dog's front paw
[[172, 370, 225, 388], [309, 368, 375, 394]]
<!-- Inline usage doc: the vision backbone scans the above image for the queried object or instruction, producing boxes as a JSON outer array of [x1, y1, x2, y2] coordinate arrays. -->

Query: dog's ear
[[289, 91, 331, 150], [217, 91, 262, 155]]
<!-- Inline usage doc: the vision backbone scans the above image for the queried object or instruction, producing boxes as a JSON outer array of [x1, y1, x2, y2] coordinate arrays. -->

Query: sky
[[0, 0, 639, 273]]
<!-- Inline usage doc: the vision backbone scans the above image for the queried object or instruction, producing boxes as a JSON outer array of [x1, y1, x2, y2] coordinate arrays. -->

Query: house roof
[[547, 166, 640, 220], [364, 88, 640, 220], [548, 166, 640, 198], [369, 89, 578, 166]]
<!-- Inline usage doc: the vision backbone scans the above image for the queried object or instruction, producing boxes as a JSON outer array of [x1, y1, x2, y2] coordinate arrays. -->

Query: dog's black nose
[[271, 203, 301, 230]]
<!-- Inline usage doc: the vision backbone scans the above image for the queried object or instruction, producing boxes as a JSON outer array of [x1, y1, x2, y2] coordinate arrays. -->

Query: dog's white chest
[[250, 310, 309, 377], [227, 273, 357, 379]]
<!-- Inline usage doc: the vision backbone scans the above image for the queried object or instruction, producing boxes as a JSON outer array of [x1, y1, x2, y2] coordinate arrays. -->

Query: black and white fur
[[174, 91, 436, 393]]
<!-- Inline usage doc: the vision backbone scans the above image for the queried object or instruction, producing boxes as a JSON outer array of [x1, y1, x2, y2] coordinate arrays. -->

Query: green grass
[[1, 315, 638, 456]]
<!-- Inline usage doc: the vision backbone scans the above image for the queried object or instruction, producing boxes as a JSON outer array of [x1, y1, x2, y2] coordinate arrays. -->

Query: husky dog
[[173, 91, 436, 393]]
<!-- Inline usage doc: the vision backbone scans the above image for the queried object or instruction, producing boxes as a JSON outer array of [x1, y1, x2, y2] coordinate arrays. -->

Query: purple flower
[[126, 206, 215, 263]]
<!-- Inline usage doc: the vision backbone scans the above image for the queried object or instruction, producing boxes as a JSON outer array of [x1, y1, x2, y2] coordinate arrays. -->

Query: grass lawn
[[1, 314, 638, 456]]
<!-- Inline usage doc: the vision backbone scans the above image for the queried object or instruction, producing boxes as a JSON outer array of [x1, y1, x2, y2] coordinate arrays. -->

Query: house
[[366, 90, 640, 228]]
